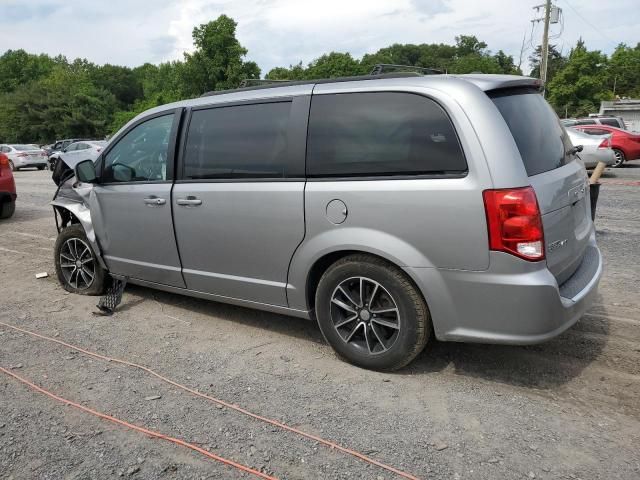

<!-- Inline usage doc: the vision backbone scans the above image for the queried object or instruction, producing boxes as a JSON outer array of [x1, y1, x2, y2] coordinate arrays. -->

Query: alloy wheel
[[613, 150, 624, 167], [59, 237, 95, 290], [330, 276, 401, 355]]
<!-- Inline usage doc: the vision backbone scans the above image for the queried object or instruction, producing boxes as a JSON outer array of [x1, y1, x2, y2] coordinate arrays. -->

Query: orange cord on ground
[[0, 321, 421, 480], [0, 366, 276, 480]]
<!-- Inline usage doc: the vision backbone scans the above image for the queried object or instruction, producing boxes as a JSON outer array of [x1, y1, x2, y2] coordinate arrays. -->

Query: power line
[[560, 0, 615, 44]]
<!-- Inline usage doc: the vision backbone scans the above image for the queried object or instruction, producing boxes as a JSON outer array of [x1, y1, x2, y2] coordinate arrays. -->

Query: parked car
[[48, 140, 106, 170], [0, 144, 48, 171], [0, 153, 17, 219], [572, 125, 640, 167], [562, 116, 627, 130], [566, 128, 615, 169], [51, 73, 602, 370]]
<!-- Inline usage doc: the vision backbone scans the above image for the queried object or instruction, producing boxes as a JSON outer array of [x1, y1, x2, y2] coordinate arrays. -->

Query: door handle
[[176, 196, 202, 206], [144, 196, 166, 206]]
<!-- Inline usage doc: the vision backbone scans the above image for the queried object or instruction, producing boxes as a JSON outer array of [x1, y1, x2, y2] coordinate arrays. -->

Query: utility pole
[[540, 0, 552, 96]]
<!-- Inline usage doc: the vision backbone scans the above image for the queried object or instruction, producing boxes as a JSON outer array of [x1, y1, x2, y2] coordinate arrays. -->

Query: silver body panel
[[52, 74, 602, 345]]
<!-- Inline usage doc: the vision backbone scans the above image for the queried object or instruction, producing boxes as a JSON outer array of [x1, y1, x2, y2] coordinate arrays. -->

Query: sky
[[1, 0, 638, 75]]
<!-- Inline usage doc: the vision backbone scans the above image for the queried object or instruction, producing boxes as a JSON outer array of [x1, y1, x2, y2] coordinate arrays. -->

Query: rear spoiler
[[454, 75, 543, 92]]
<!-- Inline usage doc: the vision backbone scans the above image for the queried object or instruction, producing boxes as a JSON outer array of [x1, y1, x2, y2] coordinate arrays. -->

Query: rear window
[[490, 89, 572, 177], [307, 92, 467, 178], [12, 144, 35, 151]]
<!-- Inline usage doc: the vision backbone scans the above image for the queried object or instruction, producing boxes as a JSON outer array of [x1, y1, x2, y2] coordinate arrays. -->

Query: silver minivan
[[52, 73, 602, 370]]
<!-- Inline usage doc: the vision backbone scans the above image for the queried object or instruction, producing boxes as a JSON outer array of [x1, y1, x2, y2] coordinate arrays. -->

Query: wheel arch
[[51, 199, 107, 269], [300, 249, 430, 315]]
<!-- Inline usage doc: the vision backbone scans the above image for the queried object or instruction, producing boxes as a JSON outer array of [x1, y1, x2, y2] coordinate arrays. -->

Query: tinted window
[[307, 92, 466, 177], [183, 102, 292, 179], [599, 118, 620, 127], [575, 119, 597, 125], [490, 89, 572, 177], [103, 114, 174, 183]]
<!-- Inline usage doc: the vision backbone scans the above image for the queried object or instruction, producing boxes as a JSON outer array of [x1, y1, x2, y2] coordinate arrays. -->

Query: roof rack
[[369, 64, 443, 76], [199, 72, 423, 98], [238, 79, 291, 88]]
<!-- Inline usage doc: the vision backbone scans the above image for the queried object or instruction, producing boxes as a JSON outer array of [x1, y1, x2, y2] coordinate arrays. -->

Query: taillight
[[96, 148, 102, 153], [483, 187, 545, 261], [41, 151, 48, 156], [598, 138, 610, 149], [16, 153, 27, 157], [0, 153, 8, 175]]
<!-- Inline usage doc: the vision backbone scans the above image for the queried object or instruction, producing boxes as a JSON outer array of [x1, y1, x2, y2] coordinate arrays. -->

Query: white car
[[0, 144, 48, 171], [50, 140, 107, 170], [566, 128, 615, 169]]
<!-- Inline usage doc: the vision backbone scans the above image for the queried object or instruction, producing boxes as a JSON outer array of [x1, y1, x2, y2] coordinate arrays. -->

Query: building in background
[[599, 100, 640, 131]]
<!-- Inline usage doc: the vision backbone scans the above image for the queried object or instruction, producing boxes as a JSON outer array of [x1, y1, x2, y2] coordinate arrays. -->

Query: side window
[[599, 118, 619, 127], [66, 143, 77, 152], [76, 143, 90, 150], [575, 119, 596, 125], [307, 92, 467, 177], [103, 114, 174, 183], [183, 102, 292, 179]]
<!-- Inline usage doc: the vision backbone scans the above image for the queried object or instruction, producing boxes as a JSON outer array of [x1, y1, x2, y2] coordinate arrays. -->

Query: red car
[[573, 125, 640, 167], [0, 152, 16, 219]]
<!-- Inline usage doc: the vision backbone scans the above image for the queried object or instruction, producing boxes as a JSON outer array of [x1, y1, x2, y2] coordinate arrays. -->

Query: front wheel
[[54, 224, 107, 295], [9, 160, 17, 172], [0, 199, 15, 219], [612, 149, 625, 168], [315, 254, 431, 371]]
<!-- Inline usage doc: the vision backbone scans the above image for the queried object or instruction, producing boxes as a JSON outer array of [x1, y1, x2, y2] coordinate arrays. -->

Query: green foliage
[[547, 40, 611, 117]]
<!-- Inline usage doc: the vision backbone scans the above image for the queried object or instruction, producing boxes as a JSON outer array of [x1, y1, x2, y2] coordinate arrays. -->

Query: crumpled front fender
[[51, 191, 107, 270]]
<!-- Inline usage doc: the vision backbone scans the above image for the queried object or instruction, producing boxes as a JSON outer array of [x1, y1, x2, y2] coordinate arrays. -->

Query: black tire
[[54, 224, 107, 295], [9, 160, 17, 172], [315, 254, 431, 371], [0, 199, 15, 219], [612, 149, 625, 168], [37, 165, 46, 170]]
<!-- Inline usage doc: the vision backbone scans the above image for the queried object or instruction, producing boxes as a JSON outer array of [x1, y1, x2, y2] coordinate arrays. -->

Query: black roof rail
[[369, 64, 443, 76], [199, 72, 423, 98], [238, 79, 291, 88]]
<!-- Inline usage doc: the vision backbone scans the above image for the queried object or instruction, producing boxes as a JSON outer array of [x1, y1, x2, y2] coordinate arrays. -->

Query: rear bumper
[[13, 158, 47, 168], [405, 240, 602, 345]]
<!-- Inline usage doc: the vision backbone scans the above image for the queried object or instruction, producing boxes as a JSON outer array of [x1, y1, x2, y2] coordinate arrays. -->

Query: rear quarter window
[[306, 92, 467, 178], [490, 89, 572, 177]]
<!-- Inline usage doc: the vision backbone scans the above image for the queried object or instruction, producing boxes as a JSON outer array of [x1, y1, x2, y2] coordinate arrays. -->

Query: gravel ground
[[1, 164, 639, 480]]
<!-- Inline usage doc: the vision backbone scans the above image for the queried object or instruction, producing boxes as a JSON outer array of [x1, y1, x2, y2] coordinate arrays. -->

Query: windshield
[[490, 88, 573, 177]]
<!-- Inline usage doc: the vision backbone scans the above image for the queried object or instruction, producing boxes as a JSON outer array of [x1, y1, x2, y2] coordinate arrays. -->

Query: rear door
[[172, 96, 309, 306], [490, 89, 592, 285]]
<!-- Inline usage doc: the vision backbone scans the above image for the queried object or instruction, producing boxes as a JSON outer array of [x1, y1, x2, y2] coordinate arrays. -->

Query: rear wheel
[[315, 254, 431, 371], [37, 165, 46, 170], [612, 149, 625, 168], [54, 224, 107, 295], [0, 199, 15, 219], [8, 160, 17, 171]]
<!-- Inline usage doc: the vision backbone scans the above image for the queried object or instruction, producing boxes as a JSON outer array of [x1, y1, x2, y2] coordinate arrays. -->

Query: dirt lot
[[1, 164, 639, 480]]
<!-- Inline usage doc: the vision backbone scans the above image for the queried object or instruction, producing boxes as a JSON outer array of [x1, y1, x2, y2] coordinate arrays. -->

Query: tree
[[607, 43, 640, 98], [546, 40, 610, 117], [529, 44, 566, 83], [181, 15, 260, 95], [0, 49, 57, 93]]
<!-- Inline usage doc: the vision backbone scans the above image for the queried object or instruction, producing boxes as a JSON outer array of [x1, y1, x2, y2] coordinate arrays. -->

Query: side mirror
[[75, 160, 98, 183]]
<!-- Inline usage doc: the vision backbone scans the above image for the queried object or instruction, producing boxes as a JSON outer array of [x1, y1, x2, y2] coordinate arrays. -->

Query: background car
[[50, 140, 107, 170], [0, 144, 48, 171], [572, 125, 640, 167], [46, 138, 89, 168], [0, 152, 16, 219], [566, 128, 615, 169]]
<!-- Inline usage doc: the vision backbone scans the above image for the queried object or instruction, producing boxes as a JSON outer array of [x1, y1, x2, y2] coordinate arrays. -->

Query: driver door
[[90, 110, 185, 287]]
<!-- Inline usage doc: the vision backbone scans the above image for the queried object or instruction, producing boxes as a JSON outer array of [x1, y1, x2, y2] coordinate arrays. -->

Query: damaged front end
[[51, 157, 107, 269]]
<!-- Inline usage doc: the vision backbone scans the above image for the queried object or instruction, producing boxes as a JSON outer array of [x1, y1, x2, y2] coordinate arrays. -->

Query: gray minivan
[[52, 73, 602, 370]]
